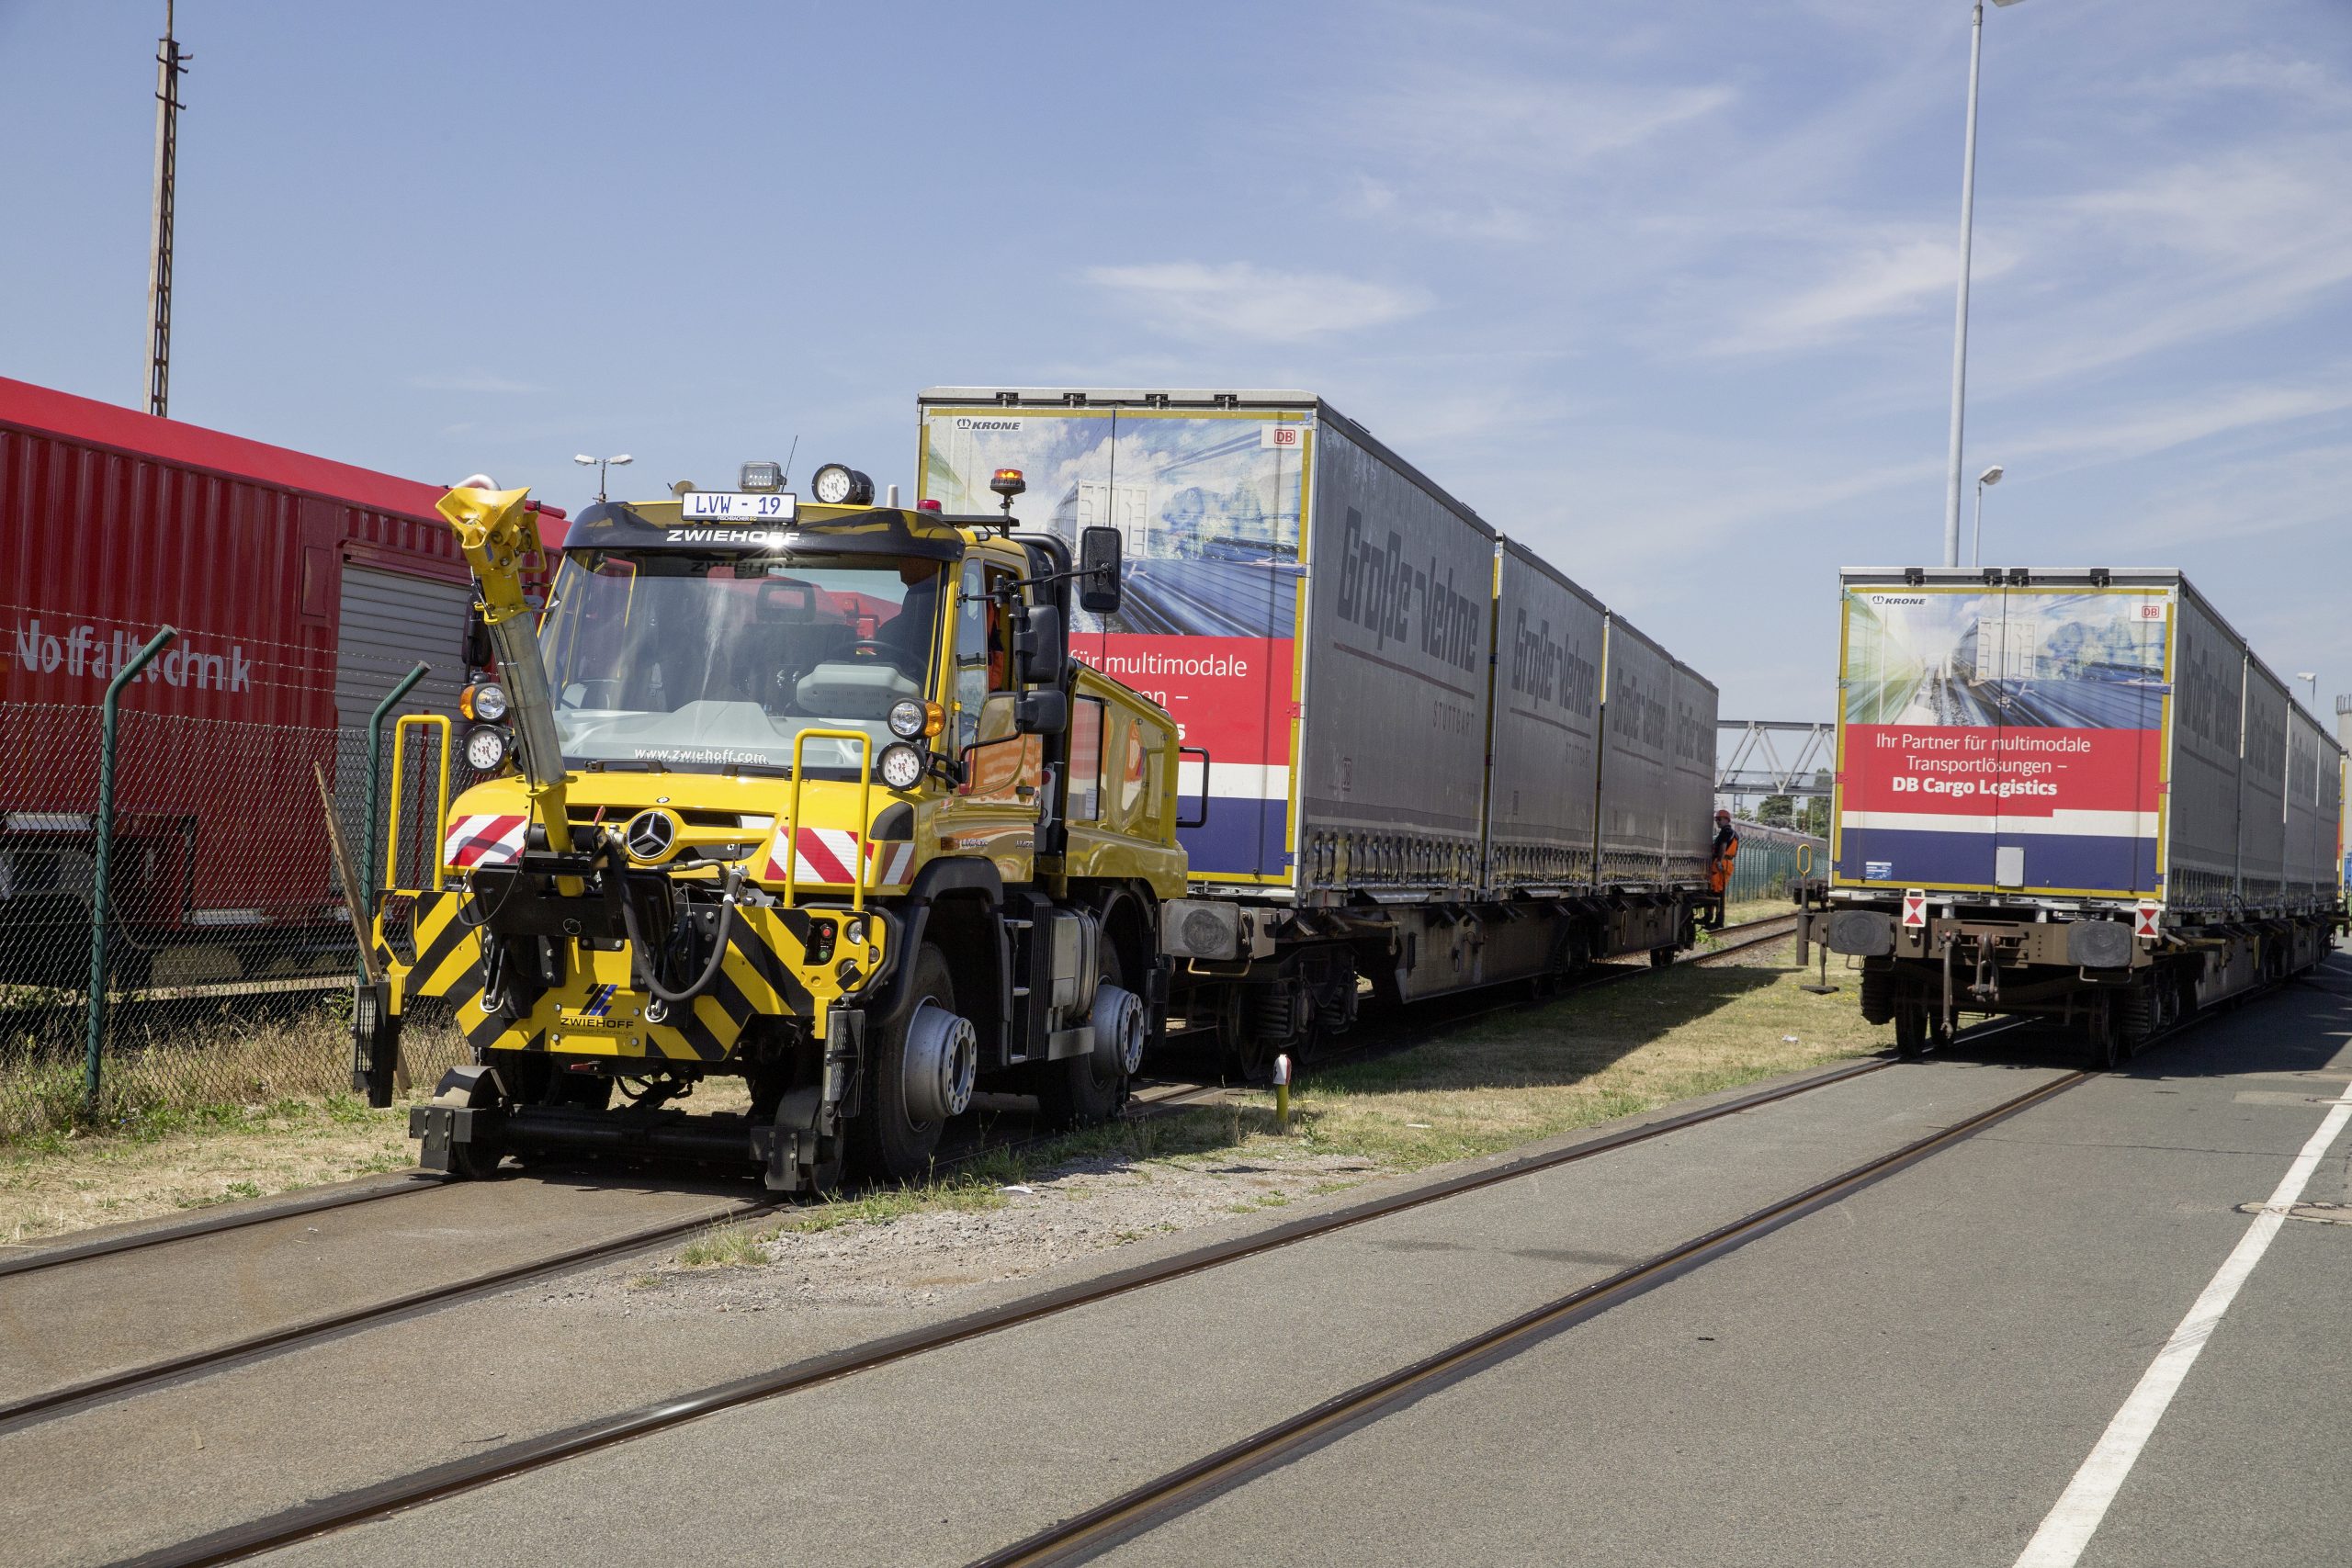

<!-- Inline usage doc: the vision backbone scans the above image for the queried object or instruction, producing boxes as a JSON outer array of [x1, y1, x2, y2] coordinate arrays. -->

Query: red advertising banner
[[1843, 724, 2162, 818], [1075, 634, 1290, 764]]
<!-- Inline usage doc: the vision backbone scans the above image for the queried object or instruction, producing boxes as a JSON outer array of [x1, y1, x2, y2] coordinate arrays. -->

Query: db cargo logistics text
[[1835, 588, 2167, 894]]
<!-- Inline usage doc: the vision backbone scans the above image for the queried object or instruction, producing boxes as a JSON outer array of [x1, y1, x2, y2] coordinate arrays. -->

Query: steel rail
[[127, 1050, 1904, 1568], [971, 1067, 2094, 1568], [0, 1192, 780, 1437], [0, 1172, 443, 1280]]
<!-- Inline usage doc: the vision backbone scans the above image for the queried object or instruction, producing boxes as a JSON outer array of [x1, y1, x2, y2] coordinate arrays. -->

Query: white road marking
[[2013, 1079, 2352, 1567]]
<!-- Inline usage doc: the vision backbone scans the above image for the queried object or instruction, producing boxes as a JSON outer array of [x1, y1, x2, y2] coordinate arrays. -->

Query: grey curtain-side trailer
[[917, 388, 1719, 1075]]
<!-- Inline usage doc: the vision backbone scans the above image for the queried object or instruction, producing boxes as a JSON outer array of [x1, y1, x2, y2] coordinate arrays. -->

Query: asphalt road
[[18, 966, 2347, 1568], [240, 1058, 2088, 1567], [1099, 969, 2352, 1568]]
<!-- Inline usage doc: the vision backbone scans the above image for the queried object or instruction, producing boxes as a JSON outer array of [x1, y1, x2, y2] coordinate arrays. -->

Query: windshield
[[538, 551, 944, 775]]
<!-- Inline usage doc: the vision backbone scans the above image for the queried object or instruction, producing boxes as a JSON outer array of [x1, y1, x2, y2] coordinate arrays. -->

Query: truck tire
[[847, 944, 958, 1182], [1035, 940, 1132, 1130]]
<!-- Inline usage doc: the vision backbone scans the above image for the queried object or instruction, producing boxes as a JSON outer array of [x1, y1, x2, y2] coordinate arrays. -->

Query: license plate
[[680, 491, 798, 522]]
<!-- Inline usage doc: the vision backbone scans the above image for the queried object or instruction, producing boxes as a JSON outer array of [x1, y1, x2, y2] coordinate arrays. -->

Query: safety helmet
[[1714, 809, 1732, 822]]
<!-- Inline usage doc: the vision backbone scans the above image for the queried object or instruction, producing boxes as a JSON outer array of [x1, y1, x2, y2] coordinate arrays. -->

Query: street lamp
[[1971, 463, 2004, 568], [2296, 671, 2317, 706], [1942, 0, 2030, 568], [573, 452, 633, 502]]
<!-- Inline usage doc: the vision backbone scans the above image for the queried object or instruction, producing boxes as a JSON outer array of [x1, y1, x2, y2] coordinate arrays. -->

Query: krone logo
[[623, 808, 683, 863]]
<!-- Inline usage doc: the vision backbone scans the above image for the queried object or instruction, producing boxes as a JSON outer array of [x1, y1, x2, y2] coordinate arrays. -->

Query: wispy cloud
[[1083, 262, 1430, 343], [1711, 231, 2019, 356], [2000, 376, 2352, 471]]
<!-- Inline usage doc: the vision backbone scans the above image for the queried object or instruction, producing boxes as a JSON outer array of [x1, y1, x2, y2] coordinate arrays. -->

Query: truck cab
[[367, 469, 1186, 1192]]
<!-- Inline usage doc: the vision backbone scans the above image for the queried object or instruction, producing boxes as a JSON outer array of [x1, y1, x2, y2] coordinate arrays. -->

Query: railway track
[[0, 1186, 781, 1436], [127, 1043, 1921, 1568], [4, 911, 1805, 1446], [0, 1170, 442, 1280], [971, 1066, 2094, 1568]]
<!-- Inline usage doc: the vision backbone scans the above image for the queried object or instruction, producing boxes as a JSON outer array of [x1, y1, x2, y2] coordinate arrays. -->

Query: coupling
[[1091, 982, 1146, 1077], [902, 1001, 978, 1123]]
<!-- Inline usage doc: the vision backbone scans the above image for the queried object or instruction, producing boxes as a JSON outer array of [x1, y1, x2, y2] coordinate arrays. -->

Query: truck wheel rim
[[903, 1001, 976, 1123], [1091, 983, 1145, 1077]]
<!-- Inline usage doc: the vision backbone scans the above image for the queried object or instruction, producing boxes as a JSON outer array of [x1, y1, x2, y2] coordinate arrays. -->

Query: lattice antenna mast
[[145, 1, 192, 418]]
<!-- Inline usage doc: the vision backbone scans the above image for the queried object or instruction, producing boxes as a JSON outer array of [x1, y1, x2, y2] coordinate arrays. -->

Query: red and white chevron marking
[[867, 840, 917, 887], [760, 829, 920, 888], [764, 826, 861, 885], [445, 813, 527, 869]]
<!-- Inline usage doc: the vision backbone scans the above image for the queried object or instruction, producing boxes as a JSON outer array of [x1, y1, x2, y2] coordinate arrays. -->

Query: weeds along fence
[[1725, 818, 1826, 907], [0, 701, 485, 1144]]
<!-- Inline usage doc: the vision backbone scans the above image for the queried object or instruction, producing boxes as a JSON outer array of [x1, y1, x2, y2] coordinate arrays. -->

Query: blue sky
[[5, 0, 2348, 723]]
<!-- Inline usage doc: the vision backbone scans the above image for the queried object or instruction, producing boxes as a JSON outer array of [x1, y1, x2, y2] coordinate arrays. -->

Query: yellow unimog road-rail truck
[[356, 465, 1187, 1192]]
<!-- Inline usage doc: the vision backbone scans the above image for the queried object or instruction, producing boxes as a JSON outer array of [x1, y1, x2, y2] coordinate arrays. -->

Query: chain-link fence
[[1724, 818, 1827, 908], [0, 702, 485, 1144]]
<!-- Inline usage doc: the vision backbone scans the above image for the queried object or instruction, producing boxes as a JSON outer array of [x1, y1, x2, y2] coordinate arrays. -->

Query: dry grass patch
[[0, 1002, 481, 1246], [0, 1094, 423, 1247], [1273, 944, 1886, 1173]]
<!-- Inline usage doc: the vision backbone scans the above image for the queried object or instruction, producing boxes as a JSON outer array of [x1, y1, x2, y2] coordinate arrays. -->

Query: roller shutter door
[[334, 568, 471, 877], [334, 567, 469, 729]]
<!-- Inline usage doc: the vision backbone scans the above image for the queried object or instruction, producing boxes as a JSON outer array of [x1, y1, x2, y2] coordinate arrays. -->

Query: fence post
[[362, 662, 431, 906], [85, 626, 178, 1117]]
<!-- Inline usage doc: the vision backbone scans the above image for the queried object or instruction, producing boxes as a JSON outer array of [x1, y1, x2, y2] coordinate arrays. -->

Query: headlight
[[461, 682, 510, 722], [888, 699, 927, 739], [877, 741, 925, 790], [463, 725, 513, 772], [843, 916, 868, 947], [809, 464, 874, 506]]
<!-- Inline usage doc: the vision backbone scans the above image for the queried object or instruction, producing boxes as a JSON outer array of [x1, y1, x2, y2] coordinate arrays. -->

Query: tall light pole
[[1971, 463, 2004, 567], [145, 1, 192, 418], [574, 453, 632, 502], [1942, 0, 2028, 567], [2296, 672, 2317, 708]]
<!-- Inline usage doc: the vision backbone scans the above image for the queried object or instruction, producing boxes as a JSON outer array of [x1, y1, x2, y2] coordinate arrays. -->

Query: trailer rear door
[[1835, 575, 2169, 898]]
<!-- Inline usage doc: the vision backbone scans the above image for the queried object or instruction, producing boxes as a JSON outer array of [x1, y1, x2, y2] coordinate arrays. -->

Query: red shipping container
[[0, 377, 560, 988]]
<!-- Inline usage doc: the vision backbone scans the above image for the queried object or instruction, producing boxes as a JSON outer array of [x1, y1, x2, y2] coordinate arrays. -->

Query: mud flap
[[351, 977, 402, 1109]]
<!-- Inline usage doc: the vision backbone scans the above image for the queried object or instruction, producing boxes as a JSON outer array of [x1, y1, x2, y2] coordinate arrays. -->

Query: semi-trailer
[[1798, 567, 2343, 1064], [916, 389, 1719, 1076], [0, 376, 561, 994]]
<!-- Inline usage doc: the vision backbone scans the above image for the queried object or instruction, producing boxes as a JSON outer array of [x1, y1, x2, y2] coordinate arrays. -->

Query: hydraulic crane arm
[[435, 484, 570, 831]]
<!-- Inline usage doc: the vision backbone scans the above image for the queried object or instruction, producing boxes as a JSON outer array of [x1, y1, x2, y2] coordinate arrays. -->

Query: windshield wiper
[[724, 762, 792, 778], [584, 758, 669, 773]]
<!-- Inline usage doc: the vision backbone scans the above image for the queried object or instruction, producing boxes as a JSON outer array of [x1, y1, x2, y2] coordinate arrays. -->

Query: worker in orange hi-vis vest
[[1704, 809, 1739, 929]]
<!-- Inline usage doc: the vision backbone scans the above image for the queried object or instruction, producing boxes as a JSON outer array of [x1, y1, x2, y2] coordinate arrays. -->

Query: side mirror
[[1013, 688, 1069, 736], [1078, 526, 1124, 615], [1013, 604, 1066, 687]]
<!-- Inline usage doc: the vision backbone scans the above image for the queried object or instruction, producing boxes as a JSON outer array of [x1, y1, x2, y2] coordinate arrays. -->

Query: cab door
[[933, 559, 1039, 885]]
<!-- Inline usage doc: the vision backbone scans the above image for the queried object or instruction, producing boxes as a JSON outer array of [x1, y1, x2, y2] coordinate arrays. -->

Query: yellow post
[[1273, 1052, 1292, 1134]]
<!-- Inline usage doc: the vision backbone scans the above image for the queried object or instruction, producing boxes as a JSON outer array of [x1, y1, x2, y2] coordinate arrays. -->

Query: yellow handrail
[[784, 729, 875, 910], [385, 715, 453, 892]]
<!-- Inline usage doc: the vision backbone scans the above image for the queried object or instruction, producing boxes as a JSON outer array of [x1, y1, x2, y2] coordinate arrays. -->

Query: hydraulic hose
[[604, 840, 741, 1008]]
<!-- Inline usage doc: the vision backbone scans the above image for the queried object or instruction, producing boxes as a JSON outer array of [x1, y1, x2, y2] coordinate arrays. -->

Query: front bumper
[[387, 890, 892, 1064]]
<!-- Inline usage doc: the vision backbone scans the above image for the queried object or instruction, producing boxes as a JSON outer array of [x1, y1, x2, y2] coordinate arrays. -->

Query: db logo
[[2133, 602, 2166, 622], [1261, 425, 1303, 449]]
